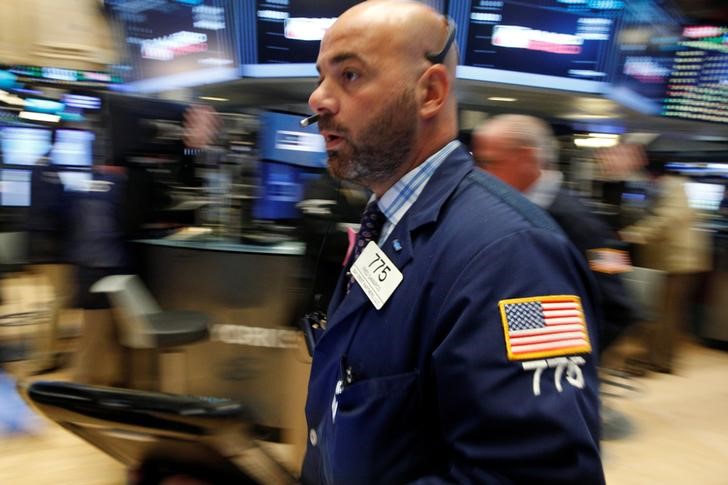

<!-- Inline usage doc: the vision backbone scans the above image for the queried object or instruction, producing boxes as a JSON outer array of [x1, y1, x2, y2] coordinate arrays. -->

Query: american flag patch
[[499, 295, 592, 361], [587, 248, 632, 274]]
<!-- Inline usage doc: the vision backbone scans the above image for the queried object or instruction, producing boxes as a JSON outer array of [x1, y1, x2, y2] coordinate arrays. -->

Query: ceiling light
[[18, 111, 60, 123], [587, 132, 619, 138], [488, 97, 517, 102], [198, 58, 234, 66], [562, 113, 618, 120], [199, 96, 229, 102], [574, 137, 618, 148]]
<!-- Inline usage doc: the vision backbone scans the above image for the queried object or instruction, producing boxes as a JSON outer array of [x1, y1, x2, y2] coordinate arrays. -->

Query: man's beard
[[321, 89, 418, 187]]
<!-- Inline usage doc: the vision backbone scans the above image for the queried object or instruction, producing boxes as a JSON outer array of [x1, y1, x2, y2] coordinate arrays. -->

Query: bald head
[[472, 115, 558, 192], [309, 0, 459, 195], [333, 1, 458, 75]]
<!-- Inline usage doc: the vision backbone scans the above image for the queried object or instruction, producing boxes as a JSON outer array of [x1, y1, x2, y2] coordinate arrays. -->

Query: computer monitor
[[1, 168, 32, 206], [251, 111, 328, 222], [684, 182, 726, 212], [258, 111, 326, 169], [252, 161, 308, 221], [0, 127, 52, 166], [51, 129, 95, 167]]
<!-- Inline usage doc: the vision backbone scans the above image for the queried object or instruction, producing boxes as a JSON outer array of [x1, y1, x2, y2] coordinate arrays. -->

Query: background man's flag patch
[[587, 248, 632, 274], [499, 295, 592, 361]]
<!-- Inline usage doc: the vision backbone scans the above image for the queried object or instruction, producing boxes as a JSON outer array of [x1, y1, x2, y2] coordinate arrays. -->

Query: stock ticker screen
[[607, 0, 683, 114], [254, 0, 363, 64], [451, 0, 624, 92], [661, 25, 728, 124], [243, 0, 446, 71]]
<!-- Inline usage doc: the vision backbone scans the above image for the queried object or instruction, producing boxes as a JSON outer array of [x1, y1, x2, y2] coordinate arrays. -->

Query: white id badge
[[350, 241, 403, 309]]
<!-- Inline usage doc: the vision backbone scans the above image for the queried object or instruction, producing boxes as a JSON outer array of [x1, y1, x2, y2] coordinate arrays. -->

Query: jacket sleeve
[[412, 229, 605, 485], [550, 199, 639, 351]]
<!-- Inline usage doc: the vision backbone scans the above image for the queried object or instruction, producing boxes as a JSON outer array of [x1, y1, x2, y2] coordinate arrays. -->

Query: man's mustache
[[317, 116, 348, 135]]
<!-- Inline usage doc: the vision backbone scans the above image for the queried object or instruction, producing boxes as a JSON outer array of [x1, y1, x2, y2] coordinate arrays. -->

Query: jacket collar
[[325, 144, 475, 328]]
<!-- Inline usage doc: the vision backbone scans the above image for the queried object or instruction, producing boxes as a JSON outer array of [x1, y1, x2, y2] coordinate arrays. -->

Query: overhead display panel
[[450, 0, 625, 93], [240, 0, 447, 77], [607, 0, 683, 115], [8, 66, 122, 85], [255, 0, 362, 65], [661, 25, 728, 124], [239, 0, 365, 77], [105, 0, 238, 92]]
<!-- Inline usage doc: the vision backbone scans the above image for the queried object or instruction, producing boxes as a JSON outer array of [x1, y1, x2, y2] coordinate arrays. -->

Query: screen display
[[0, 127, 52, 166], [254, 0, 363, 64], [684, 182, 726, 212], [607, 0, 682, 114], [254, 110, 329, 221], [241, 1, 446, 76], [253, 161, 307, 220], [661, 25, 728, 124], [1, 169, 31, 206], [258, 111, 327, 168], [665, 162, 728, 177], [62, 94, 102, 110], [452, 0, 624, 92], [105, 0, 238, 89], [51, 130, 95, 167]]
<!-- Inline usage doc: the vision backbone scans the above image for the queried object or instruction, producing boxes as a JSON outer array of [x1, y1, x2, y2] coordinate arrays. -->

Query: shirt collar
[[524, 169, 563, 209], [375, 140, 461, 243]]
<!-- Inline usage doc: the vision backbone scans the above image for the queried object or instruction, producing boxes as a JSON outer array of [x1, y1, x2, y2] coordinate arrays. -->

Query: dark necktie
[[347, 200, 385, 292]]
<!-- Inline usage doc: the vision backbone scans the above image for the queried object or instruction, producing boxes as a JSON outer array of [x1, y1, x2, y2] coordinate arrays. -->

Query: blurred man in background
[[67, 163, 129, 386], [620, 159, 713, 373], [472, 114, 638, 353], [296, 172, 368, 317]]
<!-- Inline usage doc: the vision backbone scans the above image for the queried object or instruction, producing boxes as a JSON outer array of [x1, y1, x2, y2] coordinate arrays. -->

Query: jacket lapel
[[323, 145, 475, 332]]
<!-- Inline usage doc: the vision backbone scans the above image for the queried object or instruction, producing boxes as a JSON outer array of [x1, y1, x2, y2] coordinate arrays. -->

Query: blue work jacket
[[301, 146, 605, 484]]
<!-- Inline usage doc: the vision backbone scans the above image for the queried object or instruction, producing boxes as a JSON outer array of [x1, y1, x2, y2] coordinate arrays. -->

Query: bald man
[[473, 114, 638, 353], [302, 2, 604, 483]]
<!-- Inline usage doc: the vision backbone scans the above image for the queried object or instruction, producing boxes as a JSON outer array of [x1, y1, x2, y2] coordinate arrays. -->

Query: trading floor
[[0, 339, 726, 484]]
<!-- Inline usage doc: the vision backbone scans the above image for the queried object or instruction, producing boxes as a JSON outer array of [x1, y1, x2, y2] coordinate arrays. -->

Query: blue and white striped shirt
[[376, 140, 461, 243]]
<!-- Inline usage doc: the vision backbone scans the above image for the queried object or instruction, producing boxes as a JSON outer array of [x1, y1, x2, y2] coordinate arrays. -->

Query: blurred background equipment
[[103, 0, 239, 93], [0, 0, 117, 72], [19, 380, 297, 484]]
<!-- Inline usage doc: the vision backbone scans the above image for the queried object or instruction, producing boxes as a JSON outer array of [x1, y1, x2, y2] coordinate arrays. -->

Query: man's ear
[[417, 64, 449, 120]]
